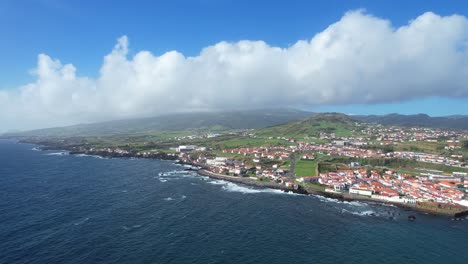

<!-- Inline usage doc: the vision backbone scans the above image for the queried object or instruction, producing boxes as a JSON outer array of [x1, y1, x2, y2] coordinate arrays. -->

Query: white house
[[349, 187, 373, 196]]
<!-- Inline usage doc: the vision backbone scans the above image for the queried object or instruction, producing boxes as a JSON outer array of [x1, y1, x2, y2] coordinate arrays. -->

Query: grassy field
[[256, 113, 359, 139], [295, 159, 318, 177], [280, 160, 291, 169], [324, 156, 468, 174], [219, 138, 288, 148], [394, 141, 445, 153], [302, 182, 326, 191], [84, 131, 194, 147]]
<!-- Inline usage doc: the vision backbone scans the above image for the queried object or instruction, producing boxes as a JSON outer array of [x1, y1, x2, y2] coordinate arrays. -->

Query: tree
[[463, 140, 468, 149]]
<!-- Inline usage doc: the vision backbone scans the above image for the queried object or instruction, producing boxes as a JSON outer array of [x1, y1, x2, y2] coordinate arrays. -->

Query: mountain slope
[[5, 109, 313, 137], [257, 113, 360, 138], [354, 113, 468, 130]]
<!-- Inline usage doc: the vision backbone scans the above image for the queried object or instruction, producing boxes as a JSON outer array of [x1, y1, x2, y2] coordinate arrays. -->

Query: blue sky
[[2, 0, 465, 84], [1, 0, 468, 130]]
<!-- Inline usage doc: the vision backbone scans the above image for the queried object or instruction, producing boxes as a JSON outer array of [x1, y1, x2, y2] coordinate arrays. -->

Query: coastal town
[[15, 117, 468, 216], [173, 124, 468, 213]]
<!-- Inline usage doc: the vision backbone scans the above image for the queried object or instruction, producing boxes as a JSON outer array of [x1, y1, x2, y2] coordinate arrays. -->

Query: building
[[177, 145, 197, 152], [349, 187, 373, 196]]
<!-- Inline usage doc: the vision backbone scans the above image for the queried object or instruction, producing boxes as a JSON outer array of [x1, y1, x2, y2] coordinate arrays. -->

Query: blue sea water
[[1, 139, 468, 264]]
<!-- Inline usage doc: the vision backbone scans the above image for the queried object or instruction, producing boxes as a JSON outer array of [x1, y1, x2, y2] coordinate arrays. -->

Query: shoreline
[[197, 169, 299, 192], [196, 169, 466, 218], [11, 139, 468, 219]]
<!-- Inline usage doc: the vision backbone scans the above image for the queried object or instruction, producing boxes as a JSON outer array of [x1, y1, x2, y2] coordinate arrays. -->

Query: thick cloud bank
[[1, 10, 468, 131]]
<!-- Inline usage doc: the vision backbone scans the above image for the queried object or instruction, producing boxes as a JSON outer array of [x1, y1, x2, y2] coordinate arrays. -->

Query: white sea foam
[[45, 151, 68, 156], [74, 217, 90, 226], [31, 147, 41, 151], [208, 179, 291, 195], [312, 195, 367, 207], [164, 197, 174, 201], [159, 179, 168, 183], [341, 209, 378, 217], [122, 224, 143, 231], [343, 201, 367, 207], [157, 170, 197, 180], [222, 183, 286, 194], [208, 180, 227, 185], [74, 154, 105, 159]]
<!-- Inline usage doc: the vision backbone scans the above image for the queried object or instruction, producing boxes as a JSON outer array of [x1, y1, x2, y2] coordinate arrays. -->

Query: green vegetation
[[394, 141, 446, 154], [279, 160, 291, 169], [256, 113, 360, 139], [258, 177, 271, 182], [324, 157, 468, 174], [354, 113, 468, 130], [417, 201, 467, 214], [7, 109, 312, 137], [302, 182, 326, 191], [12, 110, 467, 182], [295, 159, 318, 177], [217, 138, 289, 148], [317, 161, 349, 173], [463, 140, 468, 149]]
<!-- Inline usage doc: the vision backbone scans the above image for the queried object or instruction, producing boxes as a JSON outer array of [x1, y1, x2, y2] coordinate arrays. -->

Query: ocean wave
[[312, 195, 366, 207], [207, 180, 227, 185], [157, 170, 197, 180], [159, 179, 168, 183], [73, 154, 105, 159], [343, 201, 367, 207], [74, 217, 90, 226], [208, 179, 292, 195], [367, 201, 397, 208], [341, 209, 378, 217], [31, 147, 41, 151], [122, 224, 142, 231], [163, 195, 186, 201], [45, 151, 69, 156]]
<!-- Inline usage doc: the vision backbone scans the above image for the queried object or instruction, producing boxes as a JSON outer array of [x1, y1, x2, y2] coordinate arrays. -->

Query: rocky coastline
[[14, 139, 468, 219], [196, 169, 467, 218]]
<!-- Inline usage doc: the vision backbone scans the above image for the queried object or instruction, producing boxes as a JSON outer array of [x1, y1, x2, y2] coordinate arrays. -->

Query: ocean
[[1, 139, 467, 264]]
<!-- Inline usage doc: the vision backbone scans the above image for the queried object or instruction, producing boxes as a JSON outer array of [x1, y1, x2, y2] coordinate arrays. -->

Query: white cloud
[[1, 10, 468, 131]]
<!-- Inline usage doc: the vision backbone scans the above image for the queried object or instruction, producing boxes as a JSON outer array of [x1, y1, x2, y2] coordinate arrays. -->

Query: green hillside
[[4, 109, 312, 137], [257, 113, 361, 139]]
